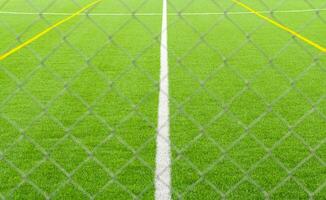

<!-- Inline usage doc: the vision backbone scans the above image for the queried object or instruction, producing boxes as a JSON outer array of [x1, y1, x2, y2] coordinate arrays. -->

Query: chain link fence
[[0, 0, 325, 199]]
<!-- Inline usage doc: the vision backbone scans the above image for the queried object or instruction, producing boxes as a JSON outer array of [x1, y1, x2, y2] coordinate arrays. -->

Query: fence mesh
[[0, 0, 325, 199]]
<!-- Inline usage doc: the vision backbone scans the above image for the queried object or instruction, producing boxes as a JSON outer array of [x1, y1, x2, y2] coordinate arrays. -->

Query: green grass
[[0, 0, 326, 199], [169, 0, 326, 199], [0, 0, 161, 199]]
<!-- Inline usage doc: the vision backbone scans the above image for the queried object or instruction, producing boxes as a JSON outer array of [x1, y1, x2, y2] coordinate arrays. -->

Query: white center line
[[155, 0, 171, 199]]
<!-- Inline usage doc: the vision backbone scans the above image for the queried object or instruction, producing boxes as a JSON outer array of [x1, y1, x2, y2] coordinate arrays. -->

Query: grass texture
[[0, 0, 325, 199], [169, 0, 325, 199]]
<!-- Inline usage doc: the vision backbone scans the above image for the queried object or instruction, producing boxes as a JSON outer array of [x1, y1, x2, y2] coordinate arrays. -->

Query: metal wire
[[0, 0, 325, 199]]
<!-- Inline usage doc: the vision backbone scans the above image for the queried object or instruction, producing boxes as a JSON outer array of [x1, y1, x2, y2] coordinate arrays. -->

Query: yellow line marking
[[231, 0, 326, 53], [0, 0, 102, 61]]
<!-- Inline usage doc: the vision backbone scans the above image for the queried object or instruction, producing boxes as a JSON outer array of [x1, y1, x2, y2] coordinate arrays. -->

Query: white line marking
[[155, 0, 171, 199], [0, 8, 325, 16]]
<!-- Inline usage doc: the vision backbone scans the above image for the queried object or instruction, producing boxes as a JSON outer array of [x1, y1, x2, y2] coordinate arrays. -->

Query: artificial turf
[[169, 0, 325, 199], [0, 0, 325, 199], [1, 0, 162, 199]]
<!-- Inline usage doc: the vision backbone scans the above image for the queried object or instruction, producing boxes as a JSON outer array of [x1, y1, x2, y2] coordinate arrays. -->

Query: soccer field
[[0, 0, 325, 199]]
